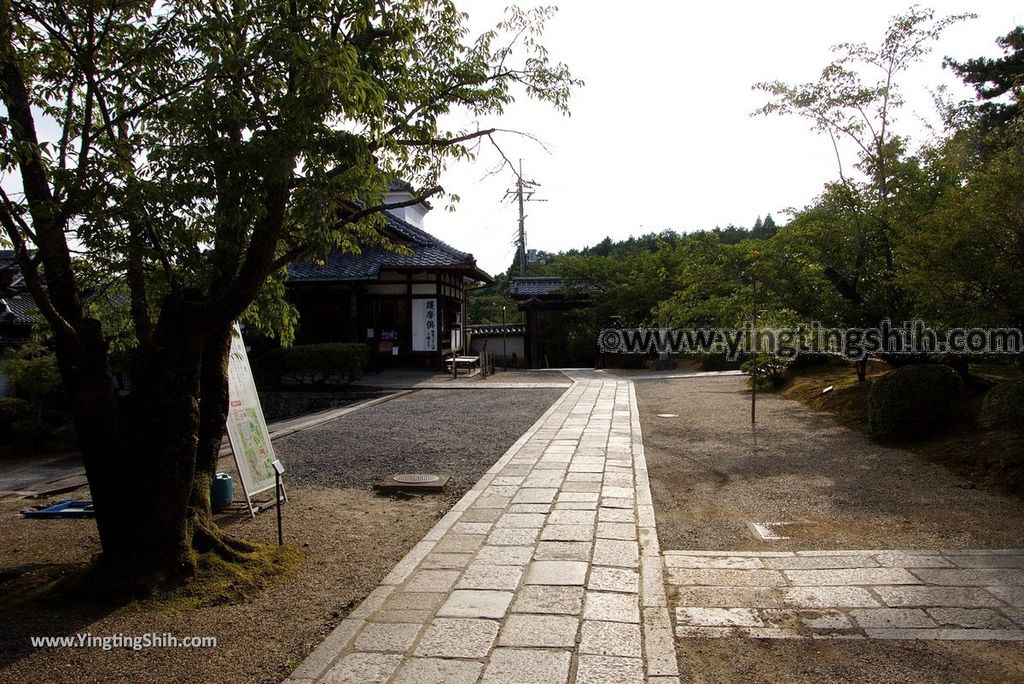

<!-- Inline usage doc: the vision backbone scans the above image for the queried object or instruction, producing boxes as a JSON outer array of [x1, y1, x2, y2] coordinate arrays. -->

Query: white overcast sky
[[429, 1, 1024, 276]]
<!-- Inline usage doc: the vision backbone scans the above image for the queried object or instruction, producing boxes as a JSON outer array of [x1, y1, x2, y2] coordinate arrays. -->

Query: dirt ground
[[636, 375, 1024, 683], [0, 387, 563, 684]]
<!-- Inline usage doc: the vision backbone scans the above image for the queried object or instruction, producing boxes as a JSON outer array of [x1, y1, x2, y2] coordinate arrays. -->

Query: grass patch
[[772, 362, 1024, 495], [777, 365, 880, 430], [0, 543, 304, 614]]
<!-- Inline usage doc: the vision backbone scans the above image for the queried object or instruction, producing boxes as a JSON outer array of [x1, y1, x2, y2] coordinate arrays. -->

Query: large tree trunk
[[61, 303, 247, 588]]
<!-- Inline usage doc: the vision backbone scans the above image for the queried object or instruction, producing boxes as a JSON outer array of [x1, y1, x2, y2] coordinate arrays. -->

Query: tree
[[753, 6, 971, 379], [945, 26, 1024, 132], [0, 0, 579, 584]]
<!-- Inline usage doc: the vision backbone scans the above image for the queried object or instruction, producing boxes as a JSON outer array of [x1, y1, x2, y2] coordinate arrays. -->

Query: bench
[[445, 355, 480, 376]]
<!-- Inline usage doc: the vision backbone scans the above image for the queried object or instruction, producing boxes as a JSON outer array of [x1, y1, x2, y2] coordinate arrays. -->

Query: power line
[[502, 159, 546, 276]]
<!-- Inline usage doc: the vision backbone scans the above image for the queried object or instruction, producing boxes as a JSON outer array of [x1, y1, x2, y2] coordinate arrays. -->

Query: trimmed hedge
[[981, 379, 1024, 432], [0, 398, 32, 435], [257, 343, 367, 386], [868, 364, 963, 440]]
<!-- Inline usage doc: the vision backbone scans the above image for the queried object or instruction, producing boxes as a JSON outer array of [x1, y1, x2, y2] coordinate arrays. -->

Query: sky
[[426, 1, 1024, 276]]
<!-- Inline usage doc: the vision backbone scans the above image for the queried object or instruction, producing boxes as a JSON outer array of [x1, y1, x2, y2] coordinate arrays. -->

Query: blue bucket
[[211, 473, 234, 512]]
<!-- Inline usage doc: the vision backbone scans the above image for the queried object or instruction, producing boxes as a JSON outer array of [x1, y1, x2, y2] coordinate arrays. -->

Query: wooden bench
[[445, 355, 480, 376]]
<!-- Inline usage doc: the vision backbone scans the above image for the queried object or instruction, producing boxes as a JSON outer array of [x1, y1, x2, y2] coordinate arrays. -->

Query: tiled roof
[[508, 277, 602, 299], [467, 324, 526, 336], [288, 210, 491, 283], [0, 293, 35, 327]]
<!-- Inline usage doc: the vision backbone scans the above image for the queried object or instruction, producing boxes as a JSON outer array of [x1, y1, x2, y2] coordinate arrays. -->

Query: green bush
[[868, 364, 963, 440], [11, 419, 51, 448], [259, 343, 367, 386], [0, 398, 32, 435], [981, 380, 1024, 432]]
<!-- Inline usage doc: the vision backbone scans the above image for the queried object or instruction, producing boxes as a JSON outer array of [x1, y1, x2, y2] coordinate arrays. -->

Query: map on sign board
[[226, 324, 278, 501]]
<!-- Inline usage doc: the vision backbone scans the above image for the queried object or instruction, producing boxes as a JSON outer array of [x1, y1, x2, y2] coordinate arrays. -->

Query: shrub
[[981, 380, 1024, 432], [700, 353, 742, 372], [868, 364, 963, 440], [11, 419, 51, 448], [260, 343, 368, 386], [0, 397, 32, 436], [742, 353, 789, 390]]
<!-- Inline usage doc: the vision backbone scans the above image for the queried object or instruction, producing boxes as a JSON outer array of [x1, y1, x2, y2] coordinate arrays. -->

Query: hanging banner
[[412, 298, 438, 351], [226, 323, 279, 508]]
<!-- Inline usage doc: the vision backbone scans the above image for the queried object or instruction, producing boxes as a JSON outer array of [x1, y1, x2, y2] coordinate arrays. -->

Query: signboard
[[412, 298, 438, 352], [226, 323, 281, 512]]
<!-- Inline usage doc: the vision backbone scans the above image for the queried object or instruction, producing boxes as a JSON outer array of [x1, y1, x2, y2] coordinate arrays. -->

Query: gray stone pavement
[[285, 375, 679, 683], [666, 549, 1024, 640]]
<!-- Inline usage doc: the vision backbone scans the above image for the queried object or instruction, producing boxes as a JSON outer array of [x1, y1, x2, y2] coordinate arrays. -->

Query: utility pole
[[505, 159, 545, 276]]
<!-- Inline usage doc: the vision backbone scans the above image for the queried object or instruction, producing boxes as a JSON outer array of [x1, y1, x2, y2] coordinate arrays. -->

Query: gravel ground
[[0, 387, 564, 684], [637, 375, 1024, 683], [275, 388, 565, 502]]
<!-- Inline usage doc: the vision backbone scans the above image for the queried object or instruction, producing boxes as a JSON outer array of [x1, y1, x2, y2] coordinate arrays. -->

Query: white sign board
[[226, 324, 279, 508], [412, 298, 438, 352]]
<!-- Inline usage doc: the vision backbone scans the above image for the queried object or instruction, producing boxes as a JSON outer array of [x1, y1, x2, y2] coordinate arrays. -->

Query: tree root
[[190, 516, 259, 563]]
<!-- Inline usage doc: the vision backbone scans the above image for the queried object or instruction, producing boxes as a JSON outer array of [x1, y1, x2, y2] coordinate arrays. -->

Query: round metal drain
[[393, 473, 442, 484]]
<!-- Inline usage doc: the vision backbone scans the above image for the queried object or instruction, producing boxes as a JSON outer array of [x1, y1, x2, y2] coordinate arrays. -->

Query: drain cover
[[393, 473, 441, 484]]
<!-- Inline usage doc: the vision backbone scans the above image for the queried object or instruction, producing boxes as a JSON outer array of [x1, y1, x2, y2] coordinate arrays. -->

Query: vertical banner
[[412, 298, 438, 352], [226, 324, 279, 509]]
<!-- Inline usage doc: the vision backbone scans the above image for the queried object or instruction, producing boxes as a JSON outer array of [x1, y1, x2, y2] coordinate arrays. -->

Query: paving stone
[[451, 521, 493, 535], [548, 509, 597, 525], [665, 555, 763, 570], [495, 513, 547, 529], [559, 491, 601, 502], [436, 590, 513, 619], [498, 614, 580, 647], [383, 592, 446, 612], [580, 620, 642, 657], [456, 563, 523, 590], [588, 566, 640, 594], [419, 552, 474, 570], [405, 569, 460, 593], [534, 541, 593, 561], [513, 488, 558, 504], [480, 648, 572, 683], [874, 586, 1005, 608], [575, 655, 644, 683], [459, 508, 504, 523], [762, 555, 878, 570], [488, 528, 540, 546], [676, 607, 764, 627], [873, 553, 952, 568], [672, 586, 782, 608], [783, 586, 881, 608], [413, 617, 499, 658], [600, 497, 635, 509], [473, 495, 512, 508], [849, 608, 937, 628], [584, 591, 640, 623], [433, 534, 486, 554], [390, 658, 483, 684], [322, 653, 403, 683], [592, 539, 640, 568], [553, 500, 599, 511], [864, 628, 1024, 640], [540, 524, 595, 541], [512, 585, 585, 615], [526, 560, 589, 586], [475, 545, 534, 566], [598, 507, 636, 523], [601, 485, 634, 499], [567, 472, 604, 482], [798, 610, 855, 630], [948, 555, 1024, 569], [508, 503, 552, 514], [927, 607, 1016, 628], [911, 568, 1024, 586], [989, 586, 1024, 606], [785, 567, 919, 586], [353, 623, 422, 653], [596, 522, 638, 541]]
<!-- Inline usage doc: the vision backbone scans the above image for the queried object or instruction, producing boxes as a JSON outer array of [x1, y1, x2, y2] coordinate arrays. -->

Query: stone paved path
[[286, 376, 679, 683], [666, 549, 1024, 640]]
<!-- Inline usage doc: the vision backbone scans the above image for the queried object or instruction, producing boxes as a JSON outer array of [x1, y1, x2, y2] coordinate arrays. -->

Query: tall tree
[[0, 0, 578, 584], [945, 26, 1024, 132], [753, 6, 971, 379]]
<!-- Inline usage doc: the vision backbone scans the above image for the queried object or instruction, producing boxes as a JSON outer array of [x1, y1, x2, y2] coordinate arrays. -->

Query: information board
[[226, 323, 279, 510], [412, 298, 438, 352]]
